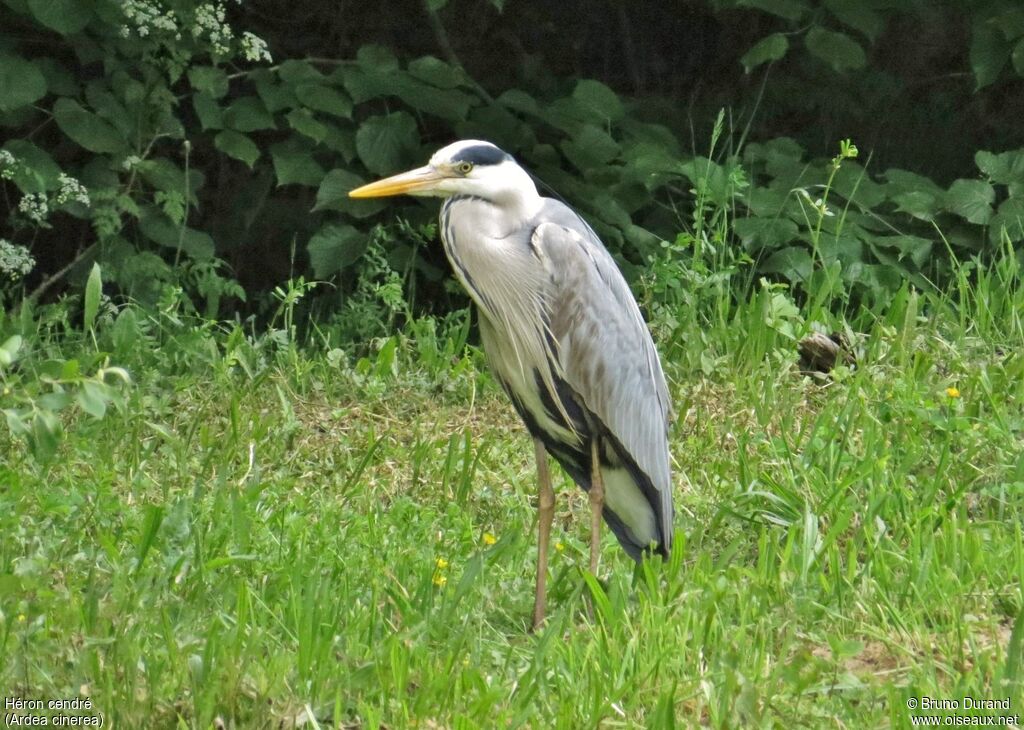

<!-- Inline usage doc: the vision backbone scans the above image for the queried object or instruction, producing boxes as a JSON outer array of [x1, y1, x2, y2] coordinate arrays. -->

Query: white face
[[348, 139, 539, 203], [423, 140, 527, 199]]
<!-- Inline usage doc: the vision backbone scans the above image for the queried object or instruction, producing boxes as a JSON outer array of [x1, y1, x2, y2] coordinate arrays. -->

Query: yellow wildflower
[[555, 542, 565, 553], [946, 387, 960, 399], [17, 614, 26, 623], [432, 573, 447, 587], [482, 532, 497, 546], [435, 558, 449, 570]]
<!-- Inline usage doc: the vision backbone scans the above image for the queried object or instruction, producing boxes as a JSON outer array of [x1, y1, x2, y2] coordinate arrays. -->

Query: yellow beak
[[348, 166, 447, 198]]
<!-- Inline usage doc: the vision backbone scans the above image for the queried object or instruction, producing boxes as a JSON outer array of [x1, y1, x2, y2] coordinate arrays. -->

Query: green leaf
[[737, 0, 809, 22], [85, 85, 131, 139], [892, 191, 939, 221], [408, 56, 463, 88], [832, 162, 886, 208], [138, 207, 216, 260], [571, 79, 623, 123], [883, 168, 946, 197], [403, 83, 475, 122], [497, 89, 541, 116], [744, 183, 792, 218], [355, 112, 419, 176], [740, 34, 789, 73], [1014, 38, 1024, 77], [60, 359, 79, 379], [745, 137, 805, 181], [276, 59, 326, 85], [0, 54, 47, 112], [456, 104, 529, 152], [733, 217, 799, 253], [650, 686, 677, 730], [307, 224, 368, 278], [357, 45, 399, 73], [342, 67, 473, 121], [322, 126, 356, 160], [287, 108, 328, 143], [295, 83, 352, 118], [989, 6, 1024, 39], [2, 140, 61, 193], [824, 0, 884, 40], [270, 140, 325, 187], [970, 25, 1010, 90], [192, 92, 223, 130], [4, 408, 29, 437], [253, 71, 297, 113], [188, 66, 229, 99], [346, 67, 474, 121], [0, 335, 22, 367], [945, 179, 995, 225], [990, 195, 1024, 244], [36, 57, 76, 97], [27, 0, 91, 34], [875, 235, 933, 269], [134, 504, 165, 576], [77, 380, 108, 419], [679, 157, 739, 206], [52, 98, 125, 154], [30, 409, 61, 461], [849, 262, 903, 296], [214, 130, 260, 168], [760, 246, 812, 282], [83, 262, 101, 331], [223, 97, 275, 132], [313, 169, 386, 218], [138, 159, 203, 207], [975, 148, 1024, 184], [561, 124, 619, 170], [805, 27, 866, 72], [818, 231, 864, 269]]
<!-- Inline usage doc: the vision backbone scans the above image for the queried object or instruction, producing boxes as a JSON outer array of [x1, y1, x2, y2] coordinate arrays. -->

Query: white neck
[[477, 161, 543, 224]]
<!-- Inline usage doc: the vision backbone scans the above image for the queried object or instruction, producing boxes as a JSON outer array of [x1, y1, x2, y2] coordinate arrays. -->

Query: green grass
[[2, 256, 1024, 728]]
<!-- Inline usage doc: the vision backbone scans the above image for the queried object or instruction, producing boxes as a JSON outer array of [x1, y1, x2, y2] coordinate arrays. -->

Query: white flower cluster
[[121, 0, 180, 39], [241, 31, 272, 63], [193, 3, 231, 56], [0, 239, 35, 281], [118, 0, 271, 63], [3, 155, 88, 217], [17, 193, 48, 223], [0, 150, 15, 180], [55, 173, 90, 207]]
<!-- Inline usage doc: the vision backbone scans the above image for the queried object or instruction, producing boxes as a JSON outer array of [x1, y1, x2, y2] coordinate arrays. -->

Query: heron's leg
[[588, 438, 604, 576], [532, 438, 555, 631]]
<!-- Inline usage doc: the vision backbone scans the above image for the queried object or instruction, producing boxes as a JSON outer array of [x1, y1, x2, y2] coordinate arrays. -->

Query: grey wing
[[531, 216, 674, 549]]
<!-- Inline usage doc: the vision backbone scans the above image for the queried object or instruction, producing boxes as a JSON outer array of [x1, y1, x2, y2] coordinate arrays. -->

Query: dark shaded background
[[243, 0, 1022, 181]]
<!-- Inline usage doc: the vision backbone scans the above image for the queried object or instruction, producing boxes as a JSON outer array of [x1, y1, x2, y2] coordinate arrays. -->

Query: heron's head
[[348, 140, 539, 205]]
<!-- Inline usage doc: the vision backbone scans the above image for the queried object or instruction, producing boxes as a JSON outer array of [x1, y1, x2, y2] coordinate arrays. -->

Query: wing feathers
[[531, 216, 674, 551]]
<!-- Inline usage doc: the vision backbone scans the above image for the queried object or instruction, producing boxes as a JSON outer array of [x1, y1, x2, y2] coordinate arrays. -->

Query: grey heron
[[349, 140, 673, 629]]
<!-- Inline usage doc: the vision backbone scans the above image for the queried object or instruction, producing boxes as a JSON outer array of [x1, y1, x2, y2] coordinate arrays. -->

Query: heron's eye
[[457, 162, 473, 175]]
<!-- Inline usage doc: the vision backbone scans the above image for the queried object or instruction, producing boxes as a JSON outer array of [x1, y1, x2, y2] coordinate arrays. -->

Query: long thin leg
[[589, 438, 604, 576], [532, 438, 555, 631]]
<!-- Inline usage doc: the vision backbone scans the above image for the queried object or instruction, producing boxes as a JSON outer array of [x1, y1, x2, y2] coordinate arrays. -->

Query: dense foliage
[[3, 3, 1024, 725], [2, 0, 1023, 323]]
